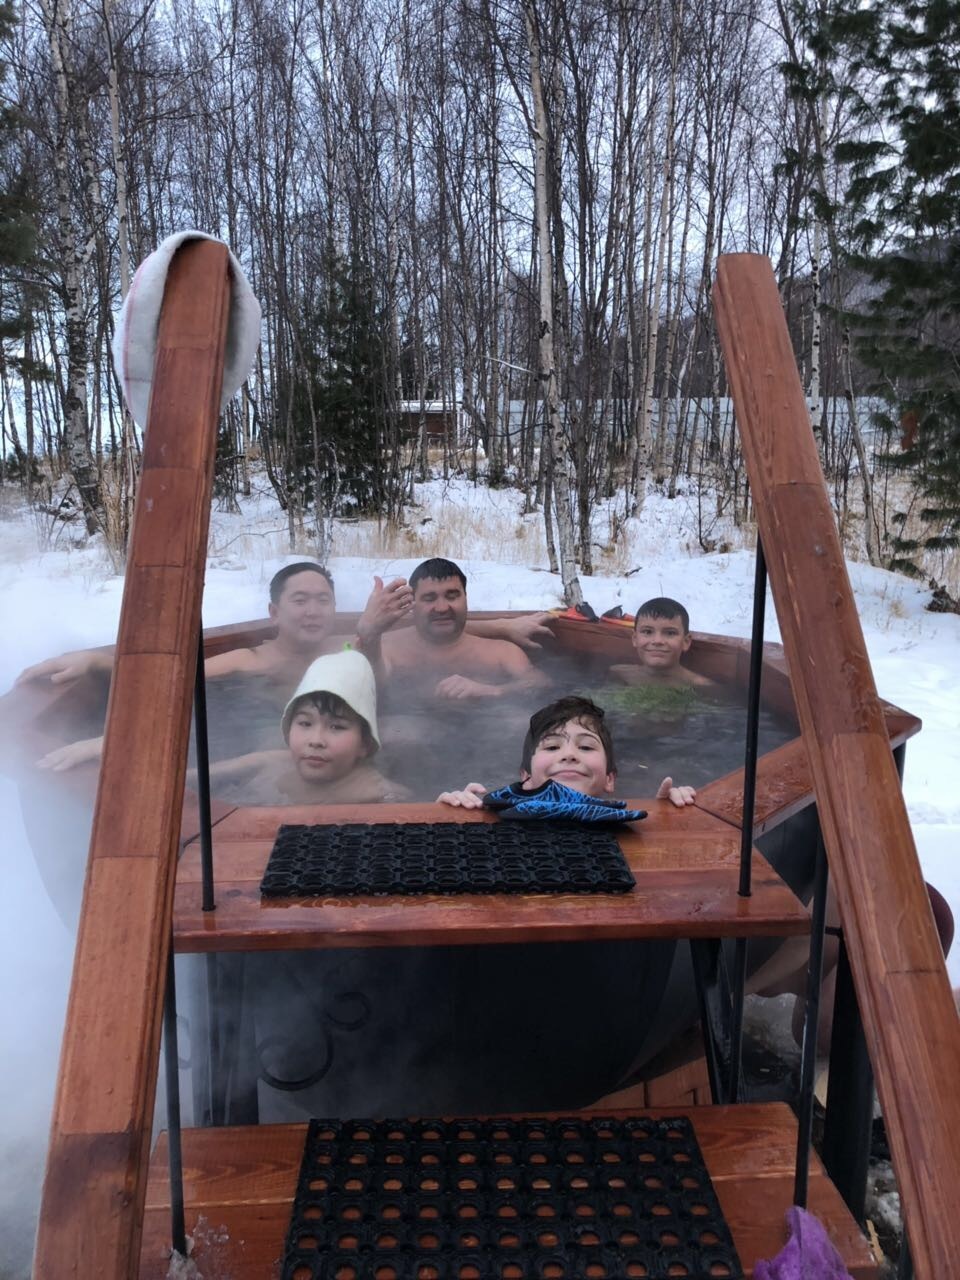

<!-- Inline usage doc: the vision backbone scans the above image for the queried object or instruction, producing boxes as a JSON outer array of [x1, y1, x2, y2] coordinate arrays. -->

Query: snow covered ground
[[0, 471, 957, 1273]]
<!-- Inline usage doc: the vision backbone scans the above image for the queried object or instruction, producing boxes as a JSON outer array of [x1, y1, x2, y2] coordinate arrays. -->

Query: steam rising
[[0, 779, 75, 1278]]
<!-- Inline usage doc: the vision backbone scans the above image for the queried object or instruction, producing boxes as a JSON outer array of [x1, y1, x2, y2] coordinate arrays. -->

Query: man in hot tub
[[361, 557, 551, 702]]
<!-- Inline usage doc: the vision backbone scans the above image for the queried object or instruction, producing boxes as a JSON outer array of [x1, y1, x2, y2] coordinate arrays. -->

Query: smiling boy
[[609, 597, 714, 690], [437, 695, 695, 811]]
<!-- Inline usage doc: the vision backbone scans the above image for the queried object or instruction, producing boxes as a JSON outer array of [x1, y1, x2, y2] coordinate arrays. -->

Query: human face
[[412, 575, 468, 644], [632, 614, 691, 671], [270, 571, 337, 652], [287, 701, 369, 783], [522, 718, 615, 797]]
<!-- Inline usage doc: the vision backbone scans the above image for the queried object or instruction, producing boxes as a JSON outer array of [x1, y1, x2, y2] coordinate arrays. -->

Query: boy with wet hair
[[205, 650, 410, 805], [610, 596, 714, 690], [437, 694, 695, 813]]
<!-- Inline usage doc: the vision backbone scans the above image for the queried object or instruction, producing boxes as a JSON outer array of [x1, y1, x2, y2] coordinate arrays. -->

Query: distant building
[[397, 400, 463, 443]]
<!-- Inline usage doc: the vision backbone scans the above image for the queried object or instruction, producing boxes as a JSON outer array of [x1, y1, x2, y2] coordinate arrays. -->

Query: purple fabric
[[754, 1206, 855, 1279]]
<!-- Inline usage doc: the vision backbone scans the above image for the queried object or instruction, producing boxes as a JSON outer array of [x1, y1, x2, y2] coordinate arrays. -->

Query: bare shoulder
[[469, 634, 532, 670], [204, 645, 265, 677], [380, 627, 418, 658], [207, 749, 287, 797]]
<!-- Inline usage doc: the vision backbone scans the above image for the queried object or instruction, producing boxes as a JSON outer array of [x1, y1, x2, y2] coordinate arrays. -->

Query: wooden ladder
[[34, 246, 958, 1280], [713, 252, 960, 1278]]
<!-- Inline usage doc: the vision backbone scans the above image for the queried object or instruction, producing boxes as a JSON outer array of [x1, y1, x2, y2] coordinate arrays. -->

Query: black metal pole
[[206, 952, 224, 1126], [738, 539, 767, 897], [162, 949, 187, 1256], [194, 629, 215, 912], [822, 742, 906, 1220], [727, 539, 767, 1102], [822, 937, 873, 1224], [793, 833, 829, 1206]]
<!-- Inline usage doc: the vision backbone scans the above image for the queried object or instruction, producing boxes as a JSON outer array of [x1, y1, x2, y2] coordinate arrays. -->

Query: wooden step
[[139, 1105, 877, 1278]]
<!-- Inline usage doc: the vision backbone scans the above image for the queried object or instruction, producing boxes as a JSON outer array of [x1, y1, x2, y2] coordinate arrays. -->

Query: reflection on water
[[201, 651, 798, 802]]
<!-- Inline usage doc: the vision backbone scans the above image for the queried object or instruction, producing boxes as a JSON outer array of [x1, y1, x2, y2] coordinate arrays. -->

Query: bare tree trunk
[[524, 0, 582, 605], [23, 319, 36, 500], [103, 0, 139, 549], [640, 1, 682, 496], [40, 0, 99, 534], [655, 45, 693, 484], [542, 461, 559, 574], [808, 214, 822, 433]]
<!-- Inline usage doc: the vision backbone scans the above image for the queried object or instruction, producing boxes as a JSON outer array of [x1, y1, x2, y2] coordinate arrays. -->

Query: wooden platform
[[173, 801, 810, 953], [139, 1106, 877, 1278]]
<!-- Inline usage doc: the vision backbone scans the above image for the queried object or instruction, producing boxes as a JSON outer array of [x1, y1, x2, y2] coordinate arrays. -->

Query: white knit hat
[[281, 650, 380, 749]]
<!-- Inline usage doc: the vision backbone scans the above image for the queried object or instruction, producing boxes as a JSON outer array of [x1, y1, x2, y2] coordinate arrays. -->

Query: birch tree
[[38, 0, 100, 532], [523, 0, 581, 604]]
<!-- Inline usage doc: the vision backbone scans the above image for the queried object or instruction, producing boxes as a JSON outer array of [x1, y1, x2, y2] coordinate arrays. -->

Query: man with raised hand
[[362, 557, 550, 702]]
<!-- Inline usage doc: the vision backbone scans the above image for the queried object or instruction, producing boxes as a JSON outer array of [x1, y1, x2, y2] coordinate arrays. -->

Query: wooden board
[[713, 252, 960, 1280], [172, 800, 809, 952], [33, 239, 231, 1280], [138, 1107, 877, 1278]]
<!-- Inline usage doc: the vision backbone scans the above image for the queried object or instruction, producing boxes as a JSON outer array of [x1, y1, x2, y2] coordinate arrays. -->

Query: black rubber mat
[[260, 823, 636, 897], [282, 1115, 743, 1279]]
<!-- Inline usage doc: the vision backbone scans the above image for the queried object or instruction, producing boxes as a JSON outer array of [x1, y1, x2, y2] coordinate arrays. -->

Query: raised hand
[[356, 575, 414, 643]]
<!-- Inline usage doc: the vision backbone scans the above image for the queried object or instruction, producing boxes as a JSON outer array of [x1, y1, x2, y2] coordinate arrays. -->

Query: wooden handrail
[[34, 240, 230, 1278], [713, 253, 960, 1279]]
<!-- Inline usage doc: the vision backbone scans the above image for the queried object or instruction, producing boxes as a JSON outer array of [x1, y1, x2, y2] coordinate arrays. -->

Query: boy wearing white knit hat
[[206, 650, 410, 805]]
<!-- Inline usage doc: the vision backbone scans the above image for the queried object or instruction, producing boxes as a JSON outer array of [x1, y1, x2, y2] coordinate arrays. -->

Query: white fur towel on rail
[[111, 230, 262, 429]]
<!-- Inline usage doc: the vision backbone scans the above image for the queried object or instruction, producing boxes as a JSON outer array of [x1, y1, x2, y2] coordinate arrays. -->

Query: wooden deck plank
[[139, 1108, 876, 1278], [696, 705, 921, 836], [172, 802, 809, 952], [713, 252, 960, 1280]]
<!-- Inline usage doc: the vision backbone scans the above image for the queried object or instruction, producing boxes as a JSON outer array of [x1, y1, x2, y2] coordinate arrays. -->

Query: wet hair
[[269, 562, 335, 603], [285, 691, 374, 750], [410, 558, 467, 592], [521, 696, 616, 775], [634, 596, 690, 634]]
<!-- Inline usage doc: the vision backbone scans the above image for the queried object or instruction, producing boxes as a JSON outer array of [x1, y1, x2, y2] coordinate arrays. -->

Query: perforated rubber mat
[[260, 823, 636, 897], [282, 1115, 743, 1279]]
